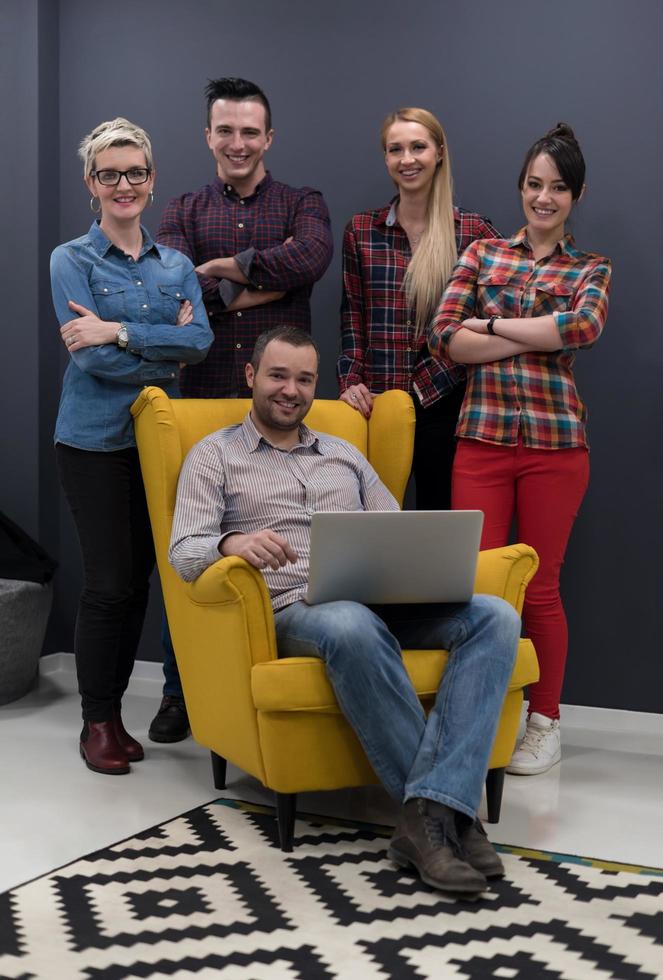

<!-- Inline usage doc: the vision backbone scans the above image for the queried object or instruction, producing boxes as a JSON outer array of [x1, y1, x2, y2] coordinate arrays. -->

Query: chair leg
[[210, 751, 227, 790], [275, 792, 297, 852], [485, 767, 505, 823]]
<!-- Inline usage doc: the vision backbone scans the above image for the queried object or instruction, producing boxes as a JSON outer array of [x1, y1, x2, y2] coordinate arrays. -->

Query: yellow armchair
[[132, 387, 539, 850]]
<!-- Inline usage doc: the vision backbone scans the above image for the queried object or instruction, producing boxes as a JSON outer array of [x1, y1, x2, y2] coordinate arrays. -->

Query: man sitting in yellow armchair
[[168, 325, 521, 899]]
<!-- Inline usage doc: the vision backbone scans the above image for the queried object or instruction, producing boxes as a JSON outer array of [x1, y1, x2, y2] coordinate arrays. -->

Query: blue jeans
[[273, 595, 520, 820], [161, 615, 184, 698]]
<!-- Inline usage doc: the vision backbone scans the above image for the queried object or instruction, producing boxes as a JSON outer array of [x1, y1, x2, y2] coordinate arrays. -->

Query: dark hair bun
[[518, 122, 586, 199], [546, 122, 578, 144]]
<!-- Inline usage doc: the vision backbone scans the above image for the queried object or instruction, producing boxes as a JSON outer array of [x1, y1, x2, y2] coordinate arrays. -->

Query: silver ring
[[350, 393, 357, 401], [66, 338, 73, 347]]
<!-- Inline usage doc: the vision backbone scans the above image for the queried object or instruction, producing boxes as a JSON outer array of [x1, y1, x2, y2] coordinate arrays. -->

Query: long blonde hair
[[381, 108, 457, 338]]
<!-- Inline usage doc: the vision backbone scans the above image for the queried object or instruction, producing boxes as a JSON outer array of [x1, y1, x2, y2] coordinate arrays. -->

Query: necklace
[[402, 221, 425, 248], [395, 204, 425, 249]]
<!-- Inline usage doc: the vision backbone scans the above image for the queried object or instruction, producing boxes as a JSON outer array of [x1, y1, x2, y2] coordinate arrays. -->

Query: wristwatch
[[116, 323, 129, 349], [486, 316, 498, 335]]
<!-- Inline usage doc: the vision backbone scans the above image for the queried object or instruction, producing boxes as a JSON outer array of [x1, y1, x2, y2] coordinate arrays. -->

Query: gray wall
[[1, 0, 41, 538], [4, 0, 661, 711]]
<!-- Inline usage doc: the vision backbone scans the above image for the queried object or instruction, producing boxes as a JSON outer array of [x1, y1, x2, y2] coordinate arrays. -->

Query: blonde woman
[[51, 118, 212, 775], [338, 108, 499, 509]]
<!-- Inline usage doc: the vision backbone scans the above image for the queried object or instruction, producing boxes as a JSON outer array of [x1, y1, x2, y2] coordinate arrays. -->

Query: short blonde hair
[[78, 117, 153, 177]]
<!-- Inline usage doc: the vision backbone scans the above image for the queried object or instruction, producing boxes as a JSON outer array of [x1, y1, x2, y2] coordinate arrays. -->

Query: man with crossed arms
[[168, 325, 520, 898], [151, 77, 333, 740]]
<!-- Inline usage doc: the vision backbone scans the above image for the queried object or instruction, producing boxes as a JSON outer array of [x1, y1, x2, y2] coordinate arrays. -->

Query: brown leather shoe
[[80, 721, 130, 775], [388, 799, 487, 897], [460, 819, 505, 879], [112, 709, 145, 762]]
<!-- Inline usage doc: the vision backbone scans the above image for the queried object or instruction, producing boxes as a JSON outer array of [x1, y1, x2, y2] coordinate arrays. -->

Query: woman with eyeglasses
[[51, 118, 213, 775], [338, 108, 500, 509]]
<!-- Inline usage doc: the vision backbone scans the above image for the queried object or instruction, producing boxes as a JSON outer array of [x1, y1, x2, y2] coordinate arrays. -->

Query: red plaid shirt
[[429, 229, 611, 448], [337, 202, 500, 407], [157, 173, 333, 396]]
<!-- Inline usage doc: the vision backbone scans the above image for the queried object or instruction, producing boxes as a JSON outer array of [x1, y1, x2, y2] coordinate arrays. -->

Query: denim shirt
[[51, 221, 213, 451]]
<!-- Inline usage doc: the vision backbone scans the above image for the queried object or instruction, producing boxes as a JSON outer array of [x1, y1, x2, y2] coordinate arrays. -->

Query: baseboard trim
[[42, 652, 663, 735], [41, 651, 164, 684], [559, 702, 663, 736]]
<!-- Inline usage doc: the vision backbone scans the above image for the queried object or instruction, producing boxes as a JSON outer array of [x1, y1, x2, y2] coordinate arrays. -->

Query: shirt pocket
[[90, 281, 127, 321], [157, 283, 187, 323], [476, 272, 521, 317], [534, 279, 575, 316]]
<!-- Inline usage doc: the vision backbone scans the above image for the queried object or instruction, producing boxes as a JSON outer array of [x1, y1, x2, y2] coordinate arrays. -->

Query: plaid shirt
[[337, 203, 500, 407], [429, 229, 611, 449], [157, 173, 333, 396]]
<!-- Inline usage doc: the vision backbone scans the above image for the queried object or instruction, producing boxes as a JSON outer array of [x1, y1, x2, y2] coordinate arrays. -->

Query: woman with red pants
[[429, 124, 611, 774]]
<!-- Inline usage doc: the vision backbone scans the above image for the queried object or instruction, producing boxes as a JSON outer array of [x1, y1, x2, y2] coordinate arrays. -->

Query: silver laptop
[[305, 510, 484, 605]]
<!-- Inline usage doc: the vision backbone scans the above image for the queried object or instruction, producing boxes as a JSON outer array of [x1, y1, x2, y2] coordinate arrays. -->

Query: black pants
[[412, 383, 466, 511], [55, 443, 155, 722]]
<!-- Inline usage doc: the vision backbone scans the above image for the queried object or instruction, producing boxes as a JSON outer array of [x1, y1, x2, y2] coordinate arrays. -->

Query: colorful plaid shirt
[[429, 229, 611, 449], [337, 202, 500, 407], [157, 172, 333, 397]]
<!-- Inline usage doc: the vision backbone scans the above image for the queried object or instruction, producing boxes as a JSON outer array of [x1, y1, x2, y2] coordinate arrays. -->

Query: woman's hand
[[60, 301, 119, 352], [340, 384, 374, 418], [176, 300, 193, 326], [462, 317, 489, 334]]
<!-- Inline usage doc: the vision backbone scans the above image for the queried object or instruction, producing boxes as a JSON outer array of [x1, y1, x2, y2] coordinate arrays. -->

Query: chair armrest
[[184, 555, 279, 665], [186, 554, 263, 603], [162, 555, 275, 781], [474, 544, 539, 615]]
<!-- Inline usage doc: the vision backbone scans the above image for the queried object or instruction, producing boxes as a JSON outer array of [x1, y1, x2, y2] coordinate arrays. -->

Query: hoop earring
[[89, 196, 101, 214]]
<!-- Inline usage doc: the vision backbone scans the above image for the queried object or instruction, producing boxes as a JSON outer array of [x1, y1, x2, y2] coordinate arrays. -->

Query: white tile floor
[[2, 654, 662, 893]]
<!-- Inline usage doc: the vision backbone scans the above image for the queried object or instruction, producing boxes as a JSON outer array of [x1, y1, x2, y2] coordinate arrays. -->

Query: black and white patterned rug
[[2, 798, 662, 979]]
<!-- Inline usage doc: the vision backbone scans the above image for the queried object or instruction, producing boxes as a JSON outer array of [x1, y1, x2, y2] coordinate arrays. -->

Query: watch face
[[117, 326, 128, 348]]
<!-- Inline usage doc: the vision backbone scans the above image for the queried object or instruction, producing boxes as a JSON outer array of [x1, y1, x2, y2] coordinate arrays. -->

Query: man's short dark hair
[[204, 77, 272, 131], [251, 326, 319, 370]]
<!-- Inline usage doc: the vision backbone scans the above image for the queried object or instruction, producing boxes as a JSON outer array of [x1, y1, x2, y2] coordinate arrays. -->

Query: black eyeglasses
[[91, 167, 151, 186]]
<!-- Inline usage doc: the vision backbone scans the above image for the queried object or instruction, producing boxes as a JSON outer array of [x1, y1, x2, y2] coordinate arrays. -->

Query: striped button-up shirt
[[169, 413, 398, 609], [338, 203, 500, 407], [429, 229, 611, 449], [157, 173, 333, 397]]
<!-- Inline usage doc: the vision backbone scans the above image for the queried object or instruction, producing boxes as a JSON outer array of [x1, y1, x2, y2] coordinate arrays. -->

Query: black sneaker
[[388, 799, 487, 897], [148, 696, 190, 743]]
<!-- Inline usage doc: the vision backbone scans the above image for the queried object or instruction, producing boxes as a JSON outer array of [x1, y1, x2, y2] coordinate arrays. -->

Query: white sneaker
[[506, 712, 561, 775]]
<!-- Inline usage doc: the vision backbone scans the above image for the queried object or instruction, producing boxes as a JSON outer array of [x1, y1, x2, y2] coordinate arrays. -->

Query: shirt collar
[[240, 411, 321, 453], [371, 199, 399, 230], [87, 220, 161, 259], [215, 170, 273, 201], [375, 197, 461, 231], [385, 199, 399, 227], [509, 226, 576, 257]]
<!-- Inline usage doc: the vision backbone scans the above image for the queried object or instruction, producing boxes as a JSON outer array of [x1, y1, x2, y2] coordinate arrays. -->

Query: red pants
[[452, 438, 590, 719]]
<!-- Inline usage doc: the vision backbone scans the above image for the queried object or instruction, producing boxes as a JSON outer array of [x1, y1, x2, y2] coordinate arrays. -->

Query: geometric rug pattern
[[1, 798, 662, 979]]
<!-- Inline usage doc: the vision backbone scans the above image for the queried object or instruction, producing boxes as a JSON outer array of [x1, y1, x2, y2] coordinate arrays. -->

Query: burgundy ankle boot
[[80, 721, 130, 775], [112, 708, 145, 762]]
